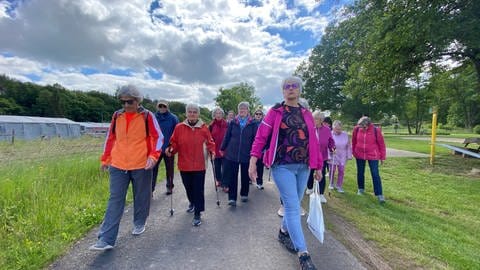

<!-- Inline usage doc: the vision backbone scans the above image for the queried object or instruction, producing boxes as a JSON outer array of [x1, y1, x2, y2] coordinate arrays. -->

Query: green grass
[[326, 135, 480, 269], [0, 137, 158, 270]]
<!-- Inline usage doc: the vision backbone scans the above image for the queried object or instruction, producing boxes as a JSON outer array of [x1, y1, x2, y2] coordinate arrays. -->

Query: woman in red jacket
[[351, 116, 386, 203], [166, 103, 215, 226], [209, 107, 228, 191]]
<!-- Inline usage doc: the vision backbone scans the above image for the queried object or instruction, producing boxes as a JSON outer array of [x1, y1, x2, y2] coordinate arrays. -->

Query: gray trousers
[[97, 166, 152, 245]]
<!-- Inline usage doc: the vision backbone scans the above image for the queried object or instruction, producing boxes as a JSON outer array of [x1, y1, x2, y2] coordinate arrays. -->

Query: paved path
[[386, 148, 429, 158], [49, 167, 365, 270]]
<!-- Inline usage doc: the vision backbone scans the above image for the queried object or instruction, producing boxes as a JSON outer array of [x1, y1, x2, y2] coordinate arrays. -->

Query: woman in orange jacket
[[89, 85, 163, 251], [166, 103, 215, 226]]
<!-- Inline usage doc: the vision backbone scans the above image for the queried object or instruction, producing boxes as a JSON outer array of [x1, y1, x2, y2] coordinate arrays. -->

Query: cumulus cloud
[[0, 0, 348, 108]]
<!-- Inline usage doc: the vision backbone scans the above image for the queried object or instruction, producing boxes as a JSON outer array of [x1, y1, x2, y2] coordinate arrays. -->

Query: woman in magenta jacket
[[248, 76, 322, 270], [351, 116, 386, 203]]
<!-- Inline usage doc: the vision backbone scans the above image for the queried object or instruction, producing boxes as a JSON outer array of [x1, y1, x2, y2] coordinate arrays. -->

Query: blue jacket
[[221, 116, 258, 163], [154, 110, 179, 152]]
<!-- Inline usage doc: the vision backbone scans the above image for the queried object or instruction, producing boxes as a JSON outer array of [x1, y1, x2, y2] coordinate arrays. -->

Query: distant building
[[0, 115, 82, 141]]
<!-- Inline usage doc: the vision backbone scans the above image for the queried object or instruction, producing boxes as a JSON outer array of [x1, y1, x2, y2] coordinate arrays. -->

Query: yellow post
[[430, 107, 438, 165]]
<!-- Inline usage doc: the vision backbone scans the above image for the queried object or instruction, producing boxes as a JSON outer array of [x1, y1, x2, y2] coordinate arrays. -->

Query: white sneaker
[[320, 194, 327, 203], [300, 207, 306, 216], [336, 187, 344, 193], [328, 185, 334, 190], [305, 188, 313, 195], [277, 205, 284, 217]]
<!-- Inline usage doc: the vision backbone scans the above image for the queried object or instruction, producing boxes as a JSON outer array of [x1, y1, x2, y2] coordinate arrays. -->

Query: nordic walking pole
[[328, 150, 335, 198], [210, 157, 220, 207], [169, 181, 174, 216]]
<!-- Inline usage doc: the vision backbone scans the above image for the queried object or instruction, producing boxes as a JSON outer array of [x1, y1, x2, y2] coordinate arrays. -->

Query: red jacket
[[351, 124, 386, 160], [101, 107, 163, 170], [209, 118, 228, 157], [169, 120, 216, 171]]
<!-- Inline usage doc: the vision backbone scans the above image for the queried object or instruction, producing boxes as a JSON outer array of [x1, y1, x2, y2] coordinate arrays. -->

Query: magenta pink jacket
[[250, 103, 323, 170], [351, 124, 386, 160]]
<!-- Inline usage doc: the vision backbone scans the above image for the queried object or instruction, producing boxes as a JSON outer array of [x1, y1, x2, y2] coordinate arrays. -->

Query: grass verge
[[325, 135, 480, 269]]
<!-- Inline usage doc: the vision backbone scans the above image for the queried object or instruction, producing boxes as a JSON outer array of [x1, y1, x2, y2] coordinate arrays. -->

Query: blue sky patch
[[24, 73, 41, 82], [147, 68, 163, 80], [80, 67, 99, 75], [107, 68, 134, 77]]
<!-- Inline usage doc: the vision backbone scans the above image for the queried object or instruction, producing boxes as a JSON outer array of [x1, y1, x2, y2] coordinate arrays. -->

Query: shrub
[[473, 125, 480, 134]]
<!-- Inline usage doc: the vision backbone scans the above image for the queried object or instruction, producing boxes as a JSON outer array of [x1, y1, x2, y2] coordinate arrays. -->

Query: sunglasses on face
[[158, 104, 167, 108], [120, 99, 135, 105], [255, 113, 263, 116], [283, 83, 300, 90]]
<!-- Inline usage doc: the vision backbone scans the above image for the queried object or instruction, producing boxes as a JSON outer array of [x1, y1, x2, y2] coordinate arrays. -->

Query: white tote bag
[[307, 182, 325, 243]]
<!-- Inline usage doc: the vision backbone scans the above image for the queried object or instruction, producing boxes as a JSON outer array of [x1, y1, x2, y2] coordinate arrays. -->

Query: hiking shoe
[[320, 194, 327, 203], [186, 204, 195, 213], [132, 224, 145, 235], [277, 205, 284, 217], [299, 253, 317, 270], [336, 187, 345, 193], [357, 189, 365, 195], [241, 196, 248, 203], [192, 214, 202, 226], [89, 240, 113, 251], [228, 200, 236, 206], [278, 229, 297, 253], [305, 188, 313, 195], [256, 184, 264, 190], [377, 195, 386, 204]]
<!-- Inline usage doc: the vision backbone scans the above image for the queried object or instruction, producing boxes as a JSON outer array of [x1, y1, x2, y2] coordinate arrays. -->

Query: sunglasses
[[283, 83, 299, 90], [120, 99, 135, 105], [255, 113, 263, 116], [158, 104, 167, 108]]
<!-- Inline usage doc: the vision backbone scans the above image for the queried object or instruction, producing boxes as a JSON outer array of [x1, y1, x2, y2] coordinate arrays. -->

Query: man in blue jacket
[[152, 100, 179, 195]]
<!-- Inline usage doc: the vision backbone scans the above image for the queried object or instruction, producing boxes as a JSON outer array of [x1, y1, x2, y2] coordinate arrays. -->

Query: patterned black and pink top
[[274, 105, 309, 165]]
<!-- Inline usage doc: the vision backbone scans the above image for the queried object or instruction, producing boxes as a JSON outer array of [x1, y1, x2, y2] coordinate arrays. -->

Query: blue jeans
[[272, 163, 310, 253], [356, 159, 383, 195], [97, 166, 152, 245]]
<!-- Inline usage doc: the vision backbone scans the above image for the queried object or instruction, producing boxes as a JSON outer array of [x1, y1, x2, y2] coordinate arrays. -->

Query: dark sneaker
[[186, 204, 195, 213], [299, 253, 317, 270], [165, 188, 172, 195], [192, 214, 202, 226], [241, 196, 248, 203], [89, 240, 113, 251], [228, 200, 236, 206], [278, 229, 297, 253]]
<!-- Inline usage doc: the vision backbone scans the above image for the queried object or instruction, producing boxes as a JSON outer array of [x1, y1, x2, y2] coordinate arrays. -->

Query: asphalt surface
[[49, 166, 366, 270]]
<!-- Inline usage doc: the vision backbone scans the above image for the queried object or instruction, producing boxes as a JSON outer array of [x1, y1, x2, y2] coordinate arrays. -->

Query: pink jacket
[[331, 131, 352, 166], [250, 103, 323, 170], [351, 124, 386, 160], [316, 126, 335, 160]]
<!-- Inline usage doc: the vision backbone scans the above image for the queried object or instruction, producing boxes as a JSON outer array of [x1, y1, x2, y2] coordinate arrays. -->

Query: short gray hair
[[332, 120, 342, 128], [117, 85, 143, 103], [281, 76, 303, 93], [211, 107, 224, 118], [312, 110, 325, 121], [186, 103, 200, 113], [237, 101, 250, 110], [357, 116, 371, 127]]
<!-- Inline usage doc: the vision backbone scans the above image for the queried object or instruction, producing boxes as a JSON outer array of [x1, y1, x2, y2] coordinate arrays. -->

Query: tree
[[214, 82, 261, 114]]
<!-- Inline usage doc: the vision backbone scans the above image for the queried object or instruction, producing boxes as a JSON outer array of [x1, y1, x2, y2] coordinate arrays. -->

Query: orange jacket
[[169, 120, 215, 172], [101, 107, 163, 170]]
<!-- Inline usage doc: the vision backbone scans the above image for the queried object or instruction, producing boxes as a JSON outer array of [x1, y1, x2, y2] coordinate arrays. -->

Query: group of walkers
[[89, 77, 387, 270]]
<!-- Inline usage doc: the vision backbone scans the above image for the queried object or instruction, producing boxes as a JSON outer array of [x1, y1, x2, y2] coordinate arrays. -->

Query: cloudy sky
[[0, 0, 351, 108]]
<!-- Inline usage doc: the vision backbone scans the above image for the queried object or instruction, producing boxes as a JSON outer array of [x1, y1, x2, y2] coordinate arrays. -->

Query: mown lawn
[[325, 134, 480, 269]]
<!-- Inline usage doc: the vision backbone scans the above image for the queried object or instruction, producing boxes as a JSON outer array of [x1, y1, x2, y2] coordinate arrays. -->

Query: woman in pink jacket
[[248, 76, 322, 270], [351, 116, 386, 203]]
